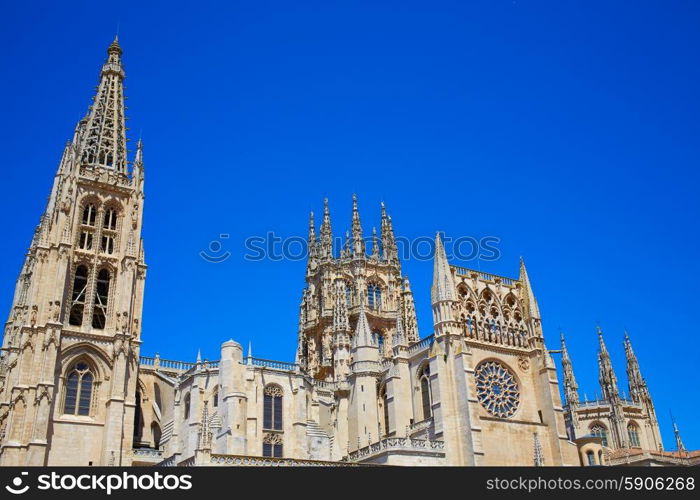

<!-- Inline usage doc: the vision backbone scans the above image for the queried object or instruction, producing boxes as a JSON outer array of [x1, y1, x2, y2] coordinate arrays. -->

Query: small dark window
[[103, 208, 117, 230], [184, 393, 191, 420], [79, 231, 93, 250], [100, 235, 114, 254], [419, 364, 432, 420], [82, 204, 97, 226]]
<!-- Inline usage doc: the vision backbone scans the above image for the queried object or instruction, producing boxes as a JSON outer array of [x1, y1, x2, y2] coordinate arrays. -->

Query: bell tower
[[0, 38, 146, 466]]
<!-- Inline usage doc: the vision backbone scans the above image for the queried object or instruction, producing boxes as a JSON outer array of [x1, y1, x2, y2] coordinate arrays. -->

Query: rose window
[[475, 360, 520, 418]]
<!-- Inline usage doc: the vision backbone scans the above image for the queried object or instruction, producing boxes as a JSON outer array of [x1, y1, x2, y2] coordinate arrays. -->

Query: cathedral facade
[[0, 41, 688, 467]]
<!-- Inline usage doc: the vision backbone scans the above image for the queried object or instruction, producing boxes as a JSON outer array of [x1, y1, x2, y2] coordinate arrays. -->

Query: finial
[[248, 341, 252, 359], [196, 349, 202, 363], [323, 198, 329, 214], [108, 35, 122, 55]]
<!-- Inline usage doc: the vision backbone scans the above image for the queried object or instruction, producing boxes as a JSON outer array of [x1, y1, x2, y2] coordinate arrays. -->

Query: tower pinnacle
[[431, 232, 455, 303], [79, 38, 128, 173], [560, 331, 579, 408], [351, 194, 365, 257]]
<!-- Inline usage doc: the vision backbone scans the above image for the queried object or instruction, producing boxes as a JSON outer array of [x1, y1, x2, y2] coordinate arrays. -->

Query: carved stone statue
[[30, 305, 38, 327]]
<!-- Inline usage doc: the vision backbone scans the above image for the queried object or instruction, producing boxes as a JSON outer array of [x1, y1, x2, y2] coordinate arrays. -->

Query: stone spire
[[431, 232, 455, 303], [370, 227, 380, 259], [560, 332, 579, 408], [380, 202, 398, 263], [352, 306, 374, 350], [402, 275, 419, 343], [519, 258, 541, 320], [197, 400, 212, 451], [392, 306, 408, 351], [672, 415, 687, 456], [319, 198, 333, 260], [624, 331, 647, 404], [597, 327, 619, 402], [132, 139, 145, 192], [79, 37, 128, 173], [307, 211, 317, 272], [351, 194, 365, 257]]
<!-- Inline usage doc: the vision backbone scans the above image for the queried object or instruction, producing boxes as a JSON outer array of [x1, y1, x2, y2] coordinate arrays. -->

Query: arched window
[[419, 364, 432, 420], [183, 393, 191, 420], [151, 422, 162, 449], [379, 386, 390, 437], [345, 286, 352, 307], [263, 385, 283, 431], [103, 208, 117, 230], [213, 388, 219, 408], [367, 284, 381, 309], [263, 385, 284, 458], [628, 422, 641, 447], [262, 432, 283, 458], [373, 331, 384, 352], [154, 384, 162, 412], [590, 424, 608, 447], [586, 450, 595, 466], [133, 391, 143, 444], [82, 204, 97, 226], [92, 269, 110, 329], [69, 265, 89, 326], [63, 361, 94, 416]]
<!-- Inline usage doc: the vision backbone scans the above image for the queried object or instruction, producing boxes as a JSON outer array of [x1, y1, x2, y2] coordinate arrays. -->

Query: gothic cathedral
[[0, 41, 686, 467]]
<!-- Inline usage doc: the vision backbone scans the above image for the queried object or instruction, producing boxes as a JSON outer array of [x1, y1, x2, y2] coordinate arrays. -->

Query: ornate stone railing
[[250, 358, 297, 371], [209, 454, 359, 467], [408, 335, 434, 354], [576, 397, 639, 409], [139, 356, 196, 372], [408, 417, 433, 435], [311, 379, 338, 391], [348, 437, 445, 462], [155, 454, 178, 467], [452, 266, 516, 286], [132, 448, 164, 459]]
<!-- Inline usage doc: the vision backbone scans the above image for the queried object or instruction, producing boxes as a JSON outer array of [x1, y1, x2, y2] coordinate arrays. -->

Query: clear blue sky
[[1, 1, 698, 450]]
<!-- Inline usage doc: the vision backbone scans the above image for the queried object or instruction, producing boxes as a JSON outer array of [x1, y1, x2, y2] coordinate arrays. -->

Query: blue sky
[[1, 1, 698, 450]]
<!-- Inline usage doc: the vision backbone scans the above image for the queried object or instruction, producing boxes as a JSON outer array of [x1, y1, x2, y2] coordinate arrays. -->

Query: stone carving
[[30, 305, 38, 327], [518, 356, 530, 372]]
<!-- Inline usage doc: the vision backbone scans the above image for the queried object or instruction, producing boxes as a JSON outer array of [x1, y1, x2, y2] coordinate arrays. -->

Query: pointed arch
[[590, 422, 609, 447], [417, 362, 432, 421], [62, 358, 97, 416], [627, 421, 641, 448]]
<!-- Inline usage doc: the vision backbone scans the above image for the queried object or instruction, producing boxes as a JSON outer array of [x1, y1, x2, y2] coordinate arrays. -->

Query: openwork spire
[[351, 194, 365, 257], [560, 332, 579, 408], [307, 211, 317, 268], [370, 227, 380, 259], [431, 232, 455, 303], [597, 327, 619, 402], [624, 331, 647, 404], [380, 202, 398, 263], [79, 37, 128, 173], [319, 198, 333, 259]]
